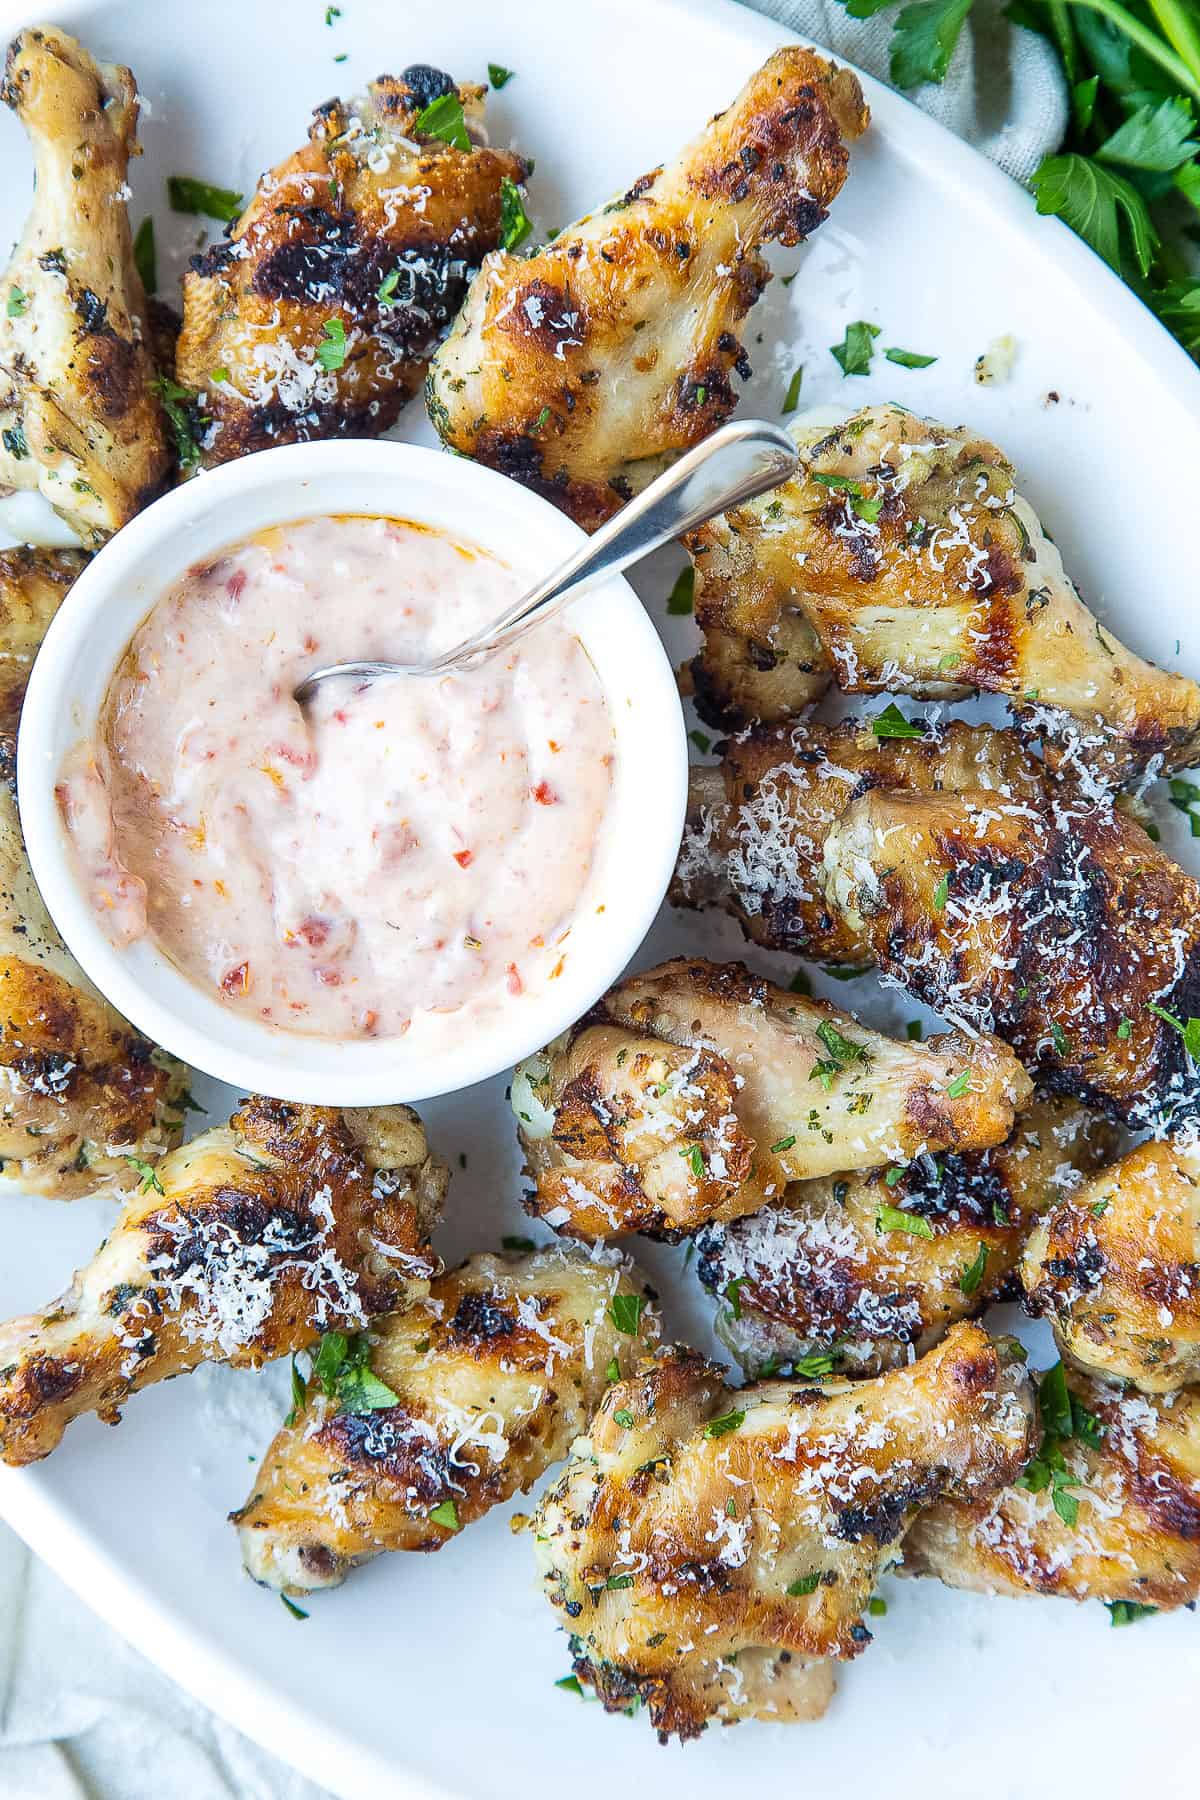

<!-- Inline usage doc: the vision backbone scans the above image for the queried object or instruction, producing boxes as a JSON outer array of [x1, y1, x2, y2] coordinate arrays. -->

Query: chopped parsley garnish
[[2, 424, 29, 461], [499, 176, 531, 251], [782, 366, 804, 412], [377, 267, 401, 307], [868, 1596, 888, 1616], [605, 1573, 634, 1590], [667, 566, 695, 614], [688, 728, 711, 754], [413, 91, 471, 151], [946, 1069, 972, 1100], [152, 375, 203, 469], [608, 1292, 646, 1336], [815, 1019, 869, 1071], [932, 872, 949, 913], [1091, 1198, 1109, 1219], [280, 1594, 309, 1620], [822, 962, 874, 982], [884, 346, 937, 368], [1050, 1020, 1073, 1057], [1168, 777, 1200, 837], [786, 1572, 820, 1597], [1106, 1600, 1158, 1627], [789, 967, 813, 996], [285, 1355, 307, 1427], [311, 1329, 399, 1415], [1017, 1361, 1104, 1527], [795, 1338, 845, 1380], [724, 1277, 745, 1319], [167, 175, 243, 221], [875, 1202, 934, 1240], [770, 1135, 797, 1154], [1117, 1018, 1133, 1040], [703, 1408, 746, 1439], [488, 62, 515, 88], [6, 285, 27, 318], [605, 1356, 620, 1383], [871, 702, 925, 740], [555, 1674, 584, 1694], [429, 1499, 461, 1531], [613, 1408, 635, 1428], [502, 1234, 536, 1251], [811, 470, 881, 523], [679, 1142, 706, 1180], [830, 318, 880, 376], [1147, 1000, 1200, 1063], [958, 1242, 989, 1296], [210, 367, 229, 385], [905, 1020, 923, 1041], [324, 4, 341, 21], [529, 404, 552, 435], [316, 317, 347, 371], [124, 1154, 164, 1194]]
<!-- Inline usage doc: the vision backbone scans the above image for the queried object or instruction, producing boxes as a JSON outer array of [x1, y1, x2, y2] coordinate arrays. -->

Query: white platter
[[1, 1, 1198, 1796]]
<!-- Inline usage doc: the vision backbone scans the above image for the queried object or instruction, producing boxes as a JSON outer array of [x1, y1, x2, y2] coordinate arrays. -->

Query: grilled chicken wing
[[533, 1324, 1033, 1740], [904, 1366, 1200, 1611], [823, 772, 1200, 1127], [426, 48, 868, 530], [0, 1099, 445, 1464], [0, 547, 194, 1199], [234, 1244, 660, 1594], [687, 404, 1200, 782], [511, 957, 1031, 1238], [0, 27, 168, 543], [697, 1098, 1116, 1376], [673, 716, 1047, 963], [176, 67, 526, 465], [1022, 1136, 1200, 1393]]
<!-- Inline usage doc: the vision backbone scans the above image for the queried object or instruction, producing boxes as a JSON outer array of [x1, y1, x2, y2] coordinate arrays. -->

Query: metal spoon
[[294, 417, 798, 704]]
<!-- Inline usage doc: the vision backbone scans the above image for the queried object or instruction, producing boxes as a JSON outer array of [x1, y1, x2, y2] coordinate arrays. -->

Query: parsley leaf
[[946, 1069, 972, 1099], [132, 218, 156, 296], [499, 176, 531, 251], [875, 1202, 934, 1239], [890, 0, 975, 87], [124, 1154, 164, 1194], [280, 1594, 309, 1620], [667, 567, 695, 614], [608, 1292, 646, 1336], [1096, 96, 1198, 172], [782, 366, 804, 411], [167, 176, 243, 221], [152, 376, 203, 469], [872, 702, 925, 740], [488, 63, 515, 89], [310, 1330, 399, 1415], [830, 319, 880, 376], [1031, 154, 1157, 277], [1107, 1600, 1158, 1626], [703, 1409, 746, 1439], [316, 317, 347, 372], [414, 92, 470, 151], [958, 1242, 989, 1295], [884, 346, 937, 368], [613, 1408, 635, 1428], [1148, 1000, 1200, 1062], [5, 285, 27, 318], [787, 1572, 821, 1596], [429, 1499, 460, 1531]]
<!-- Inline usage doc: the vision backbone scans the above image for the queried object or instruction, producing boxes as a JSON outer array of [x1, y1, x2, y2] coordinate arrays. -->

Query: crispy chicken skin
[[511, 958, 1031, 1239], [823, 779, 1200, 1126], [533, 1325, 1034, 1741], [426, 48, 868, 530], [673, 716, 1047, 963], [234, 1244, 660, 1594], [176, 66, 527, 465], [0, 547, 193, 1200], [0, 27, 169, 542], [687, 404, 1200, 781], [0, 1099, 446, 1464], [697, 1098, 1117, 1376], [1022, 1136, 1200, 1393], [904, 1367, 1200, 1610]]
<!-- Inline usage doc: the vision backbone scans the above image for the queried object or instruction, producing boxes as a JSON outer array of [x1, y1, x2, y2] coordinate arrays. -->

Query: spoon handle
[[432, 417, 798, 669]]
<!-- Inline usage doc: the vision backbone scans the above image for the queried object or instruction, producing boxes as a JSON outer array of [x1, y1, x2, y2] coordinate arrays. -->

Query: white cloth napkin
[[0, 6, 1068, 1798], [742, 0, 1068, 181]]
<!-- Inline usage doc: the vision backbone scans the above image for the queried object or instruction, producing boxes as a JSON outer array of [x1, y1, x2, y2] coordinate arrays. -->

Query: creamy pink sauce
[[58, 515, 614, 1039]]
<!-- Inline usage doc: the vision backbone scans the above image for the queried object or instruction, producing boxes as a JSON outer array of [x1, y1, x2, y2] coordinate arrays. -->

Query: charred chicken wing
[[0, 26, 168, 542], [0, 1099, 446, 1464], [532, 1325, 1034, 1740], [426, 48, 868, 529], [234, 1243, 660, 1593], [176, 66, 527, 464], [511, 957, 1031, 1238]]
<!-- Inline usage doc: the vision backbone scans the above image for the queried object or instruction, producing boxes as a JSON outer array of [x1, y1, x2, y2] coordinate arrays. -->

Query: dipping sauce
[[59, 516, 614, 1039]]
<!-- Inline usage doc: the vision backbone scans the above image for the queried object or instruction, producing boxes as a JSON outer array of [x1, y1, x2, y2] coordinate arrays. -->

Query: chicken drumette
[[176, 66, 527, 464], [0, 27, 168, 542], [426, 48, 868, 529], [696, 1097, 1116, 1376], [1022, 1135, 1200, 1393], [533, 1325, 1034, 1740], [511, 957, 1031, 1238], [905, 1364, 1200, 1613], [234, 1244, 660, 1594], [0, 1099, 446, 1464], [687, 404, 1200, 784]]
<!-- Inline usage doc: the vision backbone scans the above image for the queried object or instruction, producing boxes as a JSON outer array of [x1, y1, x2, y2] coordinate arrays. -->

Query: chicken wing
[[0, 27, 168, 543], [532, 1324, 1033, 1740], [511, 957, 1031, 1238], [904, 1365, 1200, 1611], [823, 775, 1200, 1126], [696, 1097, 1116, 1376], [686, 404, 1200, 783], [234, 1243, 660, 1594], [176, 67, 527, 465], [426, 48, 868, 530], [0, 547, 195, 1200], [0, 1098, 446, 1464], [1022, 1136, 1200, 1393], [673, 716, 1047, 962]]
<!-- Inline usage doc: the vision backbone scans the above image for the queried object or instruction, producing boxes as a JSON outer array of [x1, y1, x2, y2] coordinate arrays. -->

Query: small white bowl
[[17, 441, 687, 1106]]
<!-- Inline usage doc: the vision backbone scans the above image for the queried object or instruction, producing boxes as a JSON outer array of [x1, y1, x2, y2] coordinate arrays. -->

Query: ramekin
[[17, 440, 687, 1105]]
